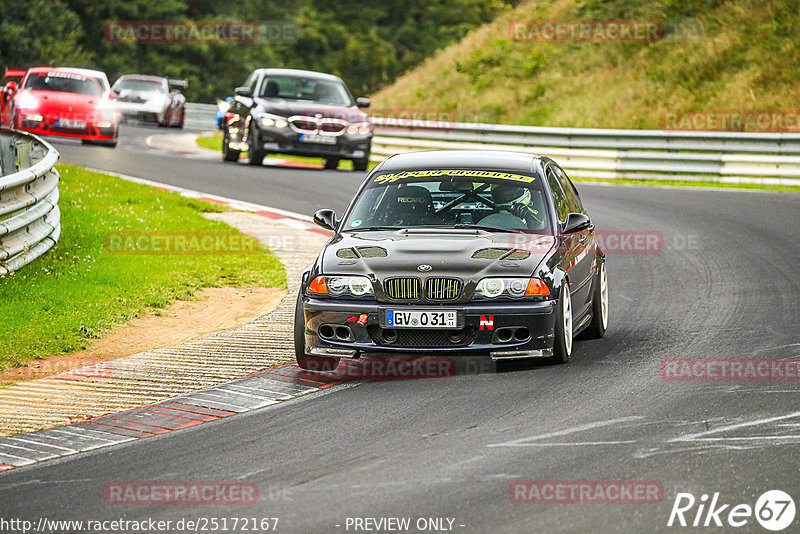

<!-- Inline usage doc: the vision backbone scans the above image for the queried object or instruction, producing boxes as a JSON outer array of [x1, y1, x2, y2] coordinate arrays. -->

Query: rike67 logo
[[668, 490, 795, 531]]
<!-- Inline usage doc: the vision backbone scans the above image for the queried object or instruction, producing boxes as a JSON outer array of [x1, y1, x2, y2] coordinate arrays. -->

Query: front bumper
[[255, 127, 371, 160], [17, 114, 117, 141], [302, 298, 557, 360], [116, 102, 166, 123]]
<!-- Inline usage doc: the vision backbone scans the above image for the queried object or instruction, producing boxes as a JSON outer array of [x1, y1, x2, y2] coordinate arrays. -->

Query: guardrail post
[[0, 135, 16, 175]]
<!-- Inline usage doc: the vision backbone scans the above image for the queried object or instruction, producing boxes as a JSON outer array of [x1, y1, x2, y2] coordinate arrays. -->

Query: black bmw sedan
[[222, 68, 372, 170], [295, 150, 608, 371]]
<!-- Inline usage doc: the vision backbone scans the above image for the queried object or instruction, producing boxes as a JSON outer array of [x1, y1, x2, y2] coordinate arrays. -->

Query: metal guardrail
[[370, 118, 800, 185], [184, 102, 218, 131], [0, 129, 61, 274], [183, 103, 800, 185]]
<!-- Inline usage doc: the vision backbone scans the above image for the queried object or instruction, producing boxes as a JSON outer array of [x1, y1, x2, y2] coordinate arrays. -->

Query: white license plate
[[300, 133, 337, 144], [386, 310, 458, 329], [57, 119, 86, 129]]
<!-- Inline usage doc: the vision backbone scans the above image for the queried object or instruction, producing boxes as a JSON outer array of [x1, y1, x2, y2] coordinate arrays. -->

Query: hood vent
[[336, 248, 359, 259], [503, 249, 531, 260], [357, 246, 387, 258], [336, 246, 388, 259], [472, 248, 531, 260]]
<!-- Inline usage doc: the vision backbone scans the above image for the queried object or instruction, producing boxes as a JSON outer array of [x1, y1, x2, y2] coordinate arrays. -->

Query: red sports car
[[1, 67, 119, 147]]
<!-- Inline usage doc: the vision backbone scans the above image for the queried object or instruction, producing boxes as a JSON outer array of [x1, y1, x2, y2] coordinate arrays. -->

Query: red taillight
[[308, 275, 328, 294], [525, 278, 550, 297]]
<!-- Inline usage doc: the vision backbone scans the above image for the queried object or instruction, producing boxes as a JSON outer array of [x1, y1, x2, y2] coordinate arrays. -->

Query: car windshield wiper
[[451, 224, 514, 233], [344, 225, 403, 232]]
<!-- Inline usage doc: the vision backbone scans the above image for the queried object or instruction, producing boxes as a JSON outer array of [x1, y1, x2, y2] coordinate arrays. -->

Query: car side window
[[554, 165, 583, 214], [249, 74, 260, 96], [546, 167, 570, 222]]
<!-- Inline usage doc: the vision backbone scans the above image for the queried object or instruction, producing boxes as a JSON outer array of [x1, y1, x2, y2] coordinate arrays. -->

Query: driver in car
[[482, 184, 546, 230]]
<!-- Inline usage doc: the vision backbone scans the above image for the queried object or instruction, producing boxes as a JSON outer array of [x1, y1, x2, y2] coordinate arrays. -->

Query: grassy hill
[[371, 0, 800, 129]]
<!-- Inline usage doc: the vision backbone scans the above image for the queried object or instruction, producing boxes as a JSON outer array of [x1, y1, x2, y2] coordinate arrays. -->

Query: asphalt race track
[[1, 125, 798, 532]]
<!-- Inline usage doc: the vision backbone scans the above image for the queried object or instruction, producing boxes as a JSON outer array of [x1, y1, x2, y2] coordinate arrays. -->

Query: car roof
[[114, 74, 166, 83], [253, 68, 344, 82], [373, 150, 547, 174], [28, 67, 108, 80]]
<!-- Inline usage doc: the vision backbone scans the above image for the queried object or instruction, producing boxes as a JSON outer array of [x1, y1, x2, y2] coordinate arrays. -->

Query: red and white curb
[[0, 364, 344, 472]]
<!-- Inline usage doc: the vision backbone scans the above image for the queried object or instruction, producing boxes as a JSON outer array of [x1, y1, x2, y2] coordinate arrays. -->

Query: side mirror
[[562, 213, 592, 233], [109, 91, 118, 100], [356, 97, 371, 109], [235, 86, 252, 97], [3, 81, 18, 103], [313, 209, 338, 232]]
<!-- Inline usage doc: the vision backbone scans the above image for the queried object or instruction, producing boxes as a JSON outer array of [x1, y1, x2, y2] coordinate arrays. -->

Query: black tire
[[352, 157, 369, 171], [551, 283, 573, 364], [158, 108, 170, 127], [248, 130, 265, 166], [82, 139, 117, 148], [294, 290, 340, 372], [581, 262, 608, 339], [222, 131, 240, 162], [324, 158, 339, 170]]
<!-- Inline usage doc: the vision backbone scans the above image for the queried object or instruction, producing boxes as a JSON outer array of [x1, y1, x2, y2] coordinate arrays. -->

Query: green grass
[[195, 132, 224, 152], [0, 164, 286, 371], [373, 0, 800, 130], [196, 133, 381, 170]]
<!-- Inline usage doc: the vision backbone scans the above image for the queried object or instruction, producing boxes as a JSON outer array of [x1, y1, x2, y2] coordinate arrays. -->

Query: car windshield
[[342, 169, 553, 234], [24, 72, 103, 96], [113, 80, 166, 95], [258, 75, 353, 106]]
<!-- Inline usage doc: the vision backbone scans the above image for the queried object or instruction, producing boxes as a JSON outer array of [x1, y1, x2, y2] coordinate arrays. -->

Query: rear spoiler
[[167, 78, 188, 89], [4, 69, 27, 79]]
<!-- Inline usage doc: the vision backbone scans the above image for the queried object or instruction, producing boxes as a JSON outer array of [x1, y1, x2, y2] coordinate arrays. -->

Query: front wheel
[[82, 139, 117, 148], [581, 262, 608, 339], [324, 158, 339, 170], [222, 131, 240, 162], [551, 283, 573, 364], [352, 157, 368, 171], [174, 107, 185, 129], [248, 131, 265, 165], [158, 108, 170, 127], [294, 290, 339, 372]]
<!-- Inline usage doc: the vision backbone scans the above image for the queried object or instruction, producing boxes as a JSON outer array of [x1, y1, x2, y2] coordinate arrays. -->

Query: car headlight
[[148, 94, 168, 107], [16, 92, 38, 110], [257, 112, 288, 128], [346, 122, 372, 134], [308, 275, 374, 298], [473, 277, 550, 299]]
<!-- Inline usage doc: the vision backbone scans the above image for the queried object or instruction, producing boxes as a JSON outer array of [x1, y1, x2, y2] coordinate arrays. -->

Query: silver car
[[111, 75, 186, 128]]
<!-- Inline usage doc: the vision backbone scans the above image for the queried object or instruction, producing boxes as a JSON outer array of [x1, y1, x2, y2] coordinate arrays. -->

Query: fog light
[[97, 121, 112, 128], [25, 114, 43, 122]]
